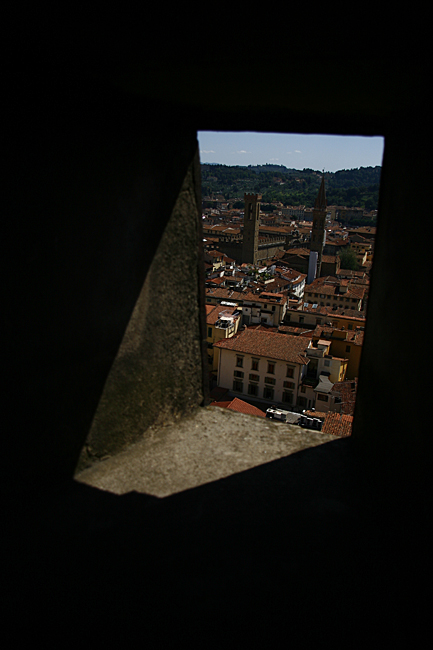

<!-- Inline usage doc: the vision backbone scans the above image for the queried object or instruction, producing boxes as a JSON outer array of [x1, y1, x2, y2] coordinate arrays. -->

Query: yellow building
[[326, 313, 366, 331], [312, 325, 363, 380], [305, 339, 348, 384], [206, 304, 241, 375]]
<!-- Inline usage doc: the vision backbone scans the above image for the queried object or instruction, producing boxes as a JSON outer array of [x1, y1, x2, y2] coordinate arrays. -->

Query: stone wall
[[4, 77, 204, 489], [77, 156, 205, 471]]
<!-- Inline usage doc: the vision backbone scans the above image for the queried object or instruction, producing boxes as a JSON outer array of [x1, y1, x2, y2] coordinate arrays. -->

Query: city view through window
[[199, 132, 384, 437]]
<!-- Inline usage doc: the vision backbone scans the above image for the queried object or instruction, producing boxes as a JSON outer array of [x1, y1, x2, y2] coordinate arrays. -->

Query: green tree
[[338, 247, 359, 271]]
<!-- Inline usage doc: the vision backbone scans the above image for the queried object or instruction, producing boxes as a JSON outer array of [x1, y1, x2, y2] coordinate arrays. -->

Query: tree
[[338, 247, 359, 271]]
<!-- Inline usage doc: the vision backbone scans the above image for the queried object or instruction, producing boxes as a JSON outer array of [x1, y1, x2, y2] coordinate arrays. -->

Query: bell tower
[[242, 193, 261, 264], [310, 173, 327, 277]]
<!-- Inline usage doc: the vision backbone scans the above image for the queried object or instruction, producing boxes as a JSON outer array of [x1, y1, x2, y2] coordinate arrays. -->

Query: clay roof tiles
[[214, 329, 310, 365], [211, 397, 266, 418]]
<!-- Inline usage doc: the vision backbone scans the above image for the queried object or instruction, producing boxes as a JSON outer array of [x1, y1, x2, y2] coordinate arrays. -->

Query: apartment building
[[312, 324, 364, 379], [304, 277, 365, 311], [206, 304, 241, 374], [214, 329, 311, 407]]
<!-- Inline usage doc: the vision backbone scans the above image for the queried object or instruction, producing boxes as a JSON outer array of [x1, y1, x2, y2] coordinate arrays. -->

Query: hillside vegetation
[[201, 164, 381, 212]]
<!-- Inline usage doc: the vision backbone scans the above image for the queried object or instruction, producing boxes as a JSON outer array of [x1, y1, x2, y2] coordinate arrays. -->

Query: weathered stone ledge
[[75, 405, 339, 496]]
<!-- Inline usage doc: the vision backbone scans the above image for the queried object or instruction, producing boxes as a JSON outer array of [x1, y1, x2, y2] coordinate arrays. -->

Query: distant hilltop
[[200, 164, 381, 211], [201, 162, 382, 174]]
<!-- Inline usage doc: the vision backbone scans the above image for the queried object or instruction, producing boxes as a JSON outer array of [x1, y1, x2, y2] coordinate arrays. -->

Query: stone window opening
[[75, 130, 383, 491]]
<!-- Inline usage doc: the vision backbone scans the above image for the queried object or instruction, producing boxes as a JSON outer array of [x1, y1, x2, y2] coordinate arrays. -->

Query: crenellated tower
[[310, 173, 327, 277], [242, 193, 262, 264]]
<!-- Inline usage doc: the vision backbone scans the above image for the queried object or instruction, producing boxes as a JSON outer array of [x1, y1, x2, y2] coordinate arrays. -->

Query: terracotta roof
[[325, 238, 347, 246], [242, 291, 285, 304], [303, 410, 353, 436], [347, 329, 364, 345], [312, 325, 364, 346], [332, 379, 358, 416], [258, 291, 284, 300], [206, 277, 226, 286], [262, 277, 291, 291], [205, 286, 288, 305], [205, 288, 245, 301], [347, 227, 376, 235], [278, 325, 312, 336], [211, 397, 266, 418], [278, 267, 305, 281], [304, 410, 327, 419], [324, 307, 366, 320], [214, 329, 310, 365], [321, 255, 337, 263], [206, 249, 225, 257], [296, 304, 329, 315], [206, 304, 238, 325], [259, 225, 292, 234], [321, 412, 353, 436], [285, 248, 310, 256], [305, 279, 365, 300]]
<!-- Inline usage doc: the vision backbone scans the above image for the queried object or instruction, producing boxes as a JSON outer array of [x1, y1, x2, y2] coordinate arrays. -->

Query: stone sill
[[75, 405, 339, 497]]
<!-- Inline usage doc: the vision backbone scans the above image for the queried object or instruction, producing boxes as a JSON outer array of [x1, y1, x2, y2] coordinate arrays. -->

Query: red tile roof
[[332, 379, 358, 416], [312, 325, 364, 346], [278, 267, 306, 281], [305, 279, 365, 300], [304, 410, 353, 436], [321, 412, 353, 436], [321, 255, 337, 263], [211, 397, 266, 418], [285, 248, 310, 256], [206, 304, 238, 325], [214, 328, 310, 364], [206, 277, 226, 286], [278, 325, 313, 336]]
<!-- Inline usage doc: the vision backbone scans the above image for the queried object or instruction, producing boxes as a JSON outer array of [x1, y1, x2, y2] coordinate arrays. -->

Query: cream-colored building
[[296, 340, 348, 411], [214, 328, 349, 411], [241, 292, 287, 327], [304, 278, 365, 311], [214, 328, 311, 408], [205, 288, 289, 327]]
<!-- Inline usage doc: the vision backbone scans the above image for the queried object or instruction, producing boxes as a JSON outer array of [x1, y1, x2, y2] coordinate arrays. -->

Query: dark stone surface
[[76, 157, 204, 471], [3, 80, 200, 489], [5, 435, 428, 643]]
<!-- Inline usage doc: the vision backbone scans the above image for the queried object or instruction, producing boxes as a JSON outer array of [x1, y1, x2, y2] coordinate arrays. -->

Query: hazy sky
[[198, 131, 384, 173]]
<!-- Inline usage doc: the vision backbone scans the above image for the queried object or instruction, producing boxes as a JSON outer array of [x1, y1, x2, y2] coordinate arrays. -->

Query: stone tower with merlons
[[310, 173, 327, 277], [242, 193, 261, 264]]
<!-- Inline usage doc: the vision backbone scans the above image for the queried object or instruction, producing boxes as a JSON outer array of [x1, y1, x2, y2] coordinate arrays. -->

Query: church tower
[[242, 193, 261, 264], [310, 173, 327, 277]]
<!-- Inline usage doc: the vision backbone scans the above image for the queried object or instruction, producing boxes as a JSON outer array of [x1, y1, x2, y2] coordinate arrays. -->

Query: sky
[[198, 131, 384, 173]]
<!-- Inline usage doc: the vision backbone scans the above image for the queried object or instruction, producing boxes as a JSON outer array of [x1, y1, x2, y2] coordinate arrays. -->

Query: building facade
[[214, 329, 311, 407], [206, 304, 241, 376]]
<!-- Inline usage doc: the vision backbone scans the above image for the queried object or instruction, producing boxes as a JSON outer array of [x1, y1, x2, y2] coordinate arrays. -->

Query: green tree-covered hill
[[201, 164, 381, 212]]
